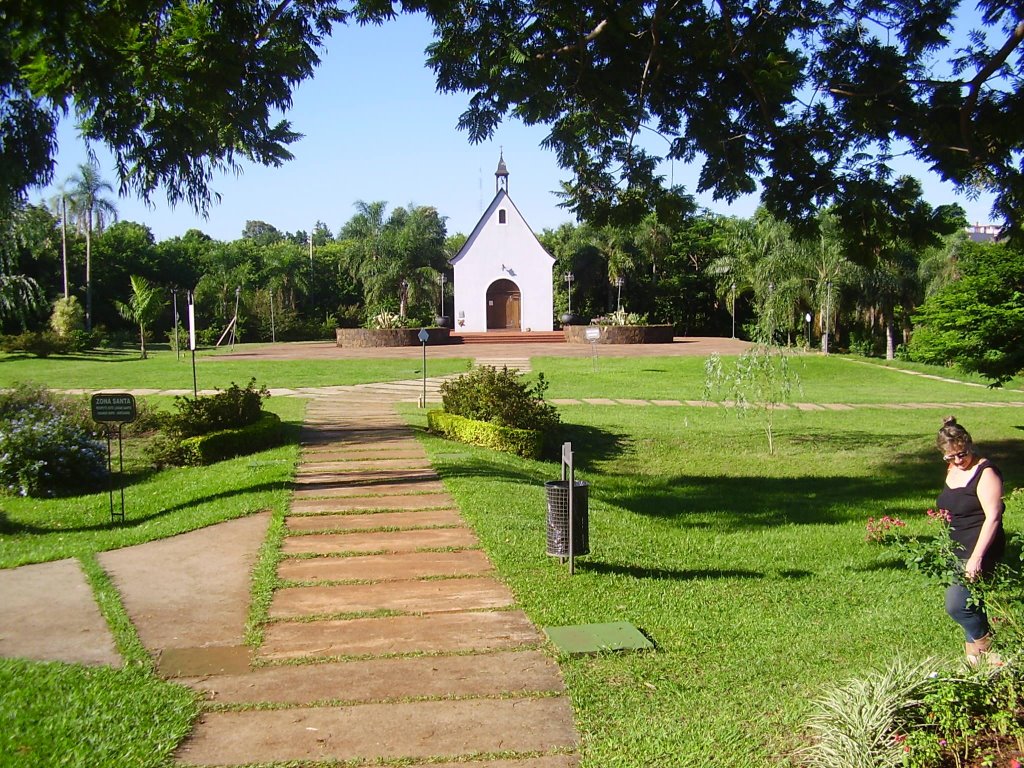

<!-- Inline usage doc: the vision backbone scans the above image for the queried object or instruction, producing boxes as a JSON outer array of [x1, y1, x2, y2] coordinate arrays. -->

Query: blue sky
[[37, 13, 998, 242]]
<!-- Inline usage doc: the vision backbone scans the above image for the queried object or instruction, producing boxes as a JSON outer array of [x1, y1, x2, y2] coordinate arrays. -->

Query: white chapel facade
[[450, 155, 555, 332]]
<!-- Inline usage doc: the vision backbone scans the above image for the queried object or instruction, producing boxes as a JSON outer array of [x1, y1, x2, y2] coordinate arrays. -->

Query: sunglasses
[[943, 450, 970, 462]]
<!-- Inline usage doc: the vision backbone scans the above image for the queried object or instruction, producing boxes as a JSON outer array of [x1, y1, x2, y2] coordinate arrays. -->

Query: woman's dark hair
[[937, 415, 973, 453]]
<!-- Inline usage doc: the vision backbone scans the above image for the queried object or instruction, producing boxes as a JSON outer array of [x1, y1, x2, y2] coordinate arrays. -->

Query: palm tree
[[67, 162, 117, 331], [48, 182, 71, 299], [115, 275, 166, 359]]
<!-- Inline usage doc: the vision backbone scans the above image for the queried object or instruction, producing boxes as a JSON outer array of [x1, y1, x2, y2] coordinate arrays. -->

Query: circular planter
[[563, 324, 675, 344], [560, 312, 582, 326], [335, 327, 451, 348], [434, 315, 451, 329]]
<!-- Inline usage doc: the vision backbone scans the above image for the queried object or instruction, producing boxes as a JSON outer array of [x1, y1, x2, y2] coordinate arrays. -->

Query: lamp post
[[400, 279, 409, 319], [565, 272, 574, 315], [438, 272, 447, 317], [615, 276, 624, 312], [805, 312, 812, 349]]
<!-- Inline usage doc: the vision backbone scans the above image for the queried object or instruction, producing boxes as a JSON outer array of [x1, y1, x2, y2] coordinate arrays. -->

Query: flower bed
[[563, 324, 675, 344], [335, 328, 451, 347]]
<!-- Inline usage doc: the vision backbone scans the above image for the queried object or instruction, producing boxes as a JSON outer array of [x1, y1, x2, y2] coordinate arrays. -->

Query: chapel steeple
[[495, 151, 509, 193]]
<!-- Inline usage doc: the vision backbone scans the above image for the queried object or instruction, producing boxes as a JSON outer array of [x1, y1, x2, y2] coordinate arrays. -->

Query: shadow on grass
[[0, 481, 288, 536], [582, 560, 765, 581]]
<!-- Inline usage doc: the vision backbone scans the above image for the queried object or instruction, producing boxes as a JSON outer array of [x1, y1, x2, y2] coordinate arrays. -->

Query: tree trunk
[[885, 316, 895, 360], [139, 322, 147, 359], [85, 224, 92, 331]]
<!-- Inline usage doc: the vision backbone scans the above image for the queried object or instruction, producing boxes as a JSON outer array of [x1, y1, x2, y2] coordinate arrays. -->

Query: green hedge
[[427, 410, 544, 459], [175, 412, 285, 466]]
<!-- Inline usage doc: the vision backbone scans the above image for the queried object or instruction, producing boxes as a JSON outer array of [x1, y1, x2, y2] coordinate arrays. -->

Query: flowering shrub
[[865, 515, 907, 544], [0, 383, 107, 497], [591, 309, 649, 326]]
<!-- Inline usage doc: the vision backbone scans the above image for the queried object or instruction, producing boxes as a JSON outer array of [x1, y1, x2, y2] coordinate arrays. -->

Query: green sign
[[91, 393, 137, 423]]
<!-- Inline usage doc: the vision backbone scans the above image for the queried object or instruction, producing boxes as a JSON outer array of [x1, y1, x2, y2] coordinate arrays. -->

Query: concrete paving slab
[[294, 467, 439, 484], [651, 399, 683, 406], [615, 399, 651, 406], [303, 438, 426, 452], [277, 550, 492, 582], [299, 458, 433, 471], [430, 757, 579, 768], [290, 479, 448, 497], [282, 528, 480, 554], [174, 696, 577, 766], [290, 493, 456, 512], [99, 513, 269, 652], [581, 398, 617, 405], [269, 576, 516, 617], [0, 558, 121, 667], [181, 650, 565, 704], [286, 509, 464, 532], [300, 448, 428, 461], [259, 610, 542, 660]]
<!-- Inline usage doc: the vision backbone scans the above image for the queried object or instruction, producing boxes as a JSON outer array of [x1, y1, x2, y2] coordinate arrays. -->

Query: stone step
[[290, 480, 448, 498], [269, 576, 516, 618], [286, 509, 463, 532], [281, 528, 479, 555], [180, 650, 565, 704], [290, 493, 456, 512], [277, 550, 492, 582], [173, 696, 577, 766], [259, 610, 542, 660]]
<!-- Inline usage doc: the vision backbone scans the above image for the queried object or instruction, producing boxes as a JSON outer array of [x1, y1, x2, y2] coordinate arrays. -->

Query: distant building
[[966, 223, 1002, 242], [450, 154, 555, 332]]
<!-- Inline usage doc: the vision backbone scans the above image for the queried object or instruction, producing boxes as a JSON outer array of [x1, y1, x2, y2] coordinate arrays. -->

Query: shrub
[[427, 410, 544, 459], [0, 383, 107, 497], [167, 412, 284, 466], [154, 379, 273, 466], [0, 331, 67, 357], [439, 366, 560, 433], [161, 378, 269, 439], [592, 309, 649, 326], [50, 296, 85, 337]]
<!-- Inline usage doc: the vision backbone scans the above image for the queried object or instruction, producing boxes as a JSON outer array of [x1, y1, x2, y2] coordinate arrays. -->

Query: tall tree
[[909, 241, 1024, 385], [7, 1, 1021, 245], [67, 162, 117, 331]]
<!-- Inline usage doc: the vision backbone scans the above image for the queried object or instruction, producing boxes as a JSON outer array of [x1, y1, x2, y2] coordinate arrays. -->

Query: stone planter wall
[[335, 328, 451, 348], [563, 324, 676, 344]]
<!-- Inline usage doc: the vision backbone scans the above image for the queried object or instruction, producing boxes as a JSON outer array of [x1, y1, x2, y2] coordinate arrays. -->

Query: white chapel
[[450, 155, 555, 332]]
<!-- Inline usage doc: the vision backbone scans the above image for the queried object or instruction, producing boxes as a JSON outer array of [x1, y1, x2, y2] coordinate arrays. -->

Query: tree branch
[[959, 20, 1024, 156]]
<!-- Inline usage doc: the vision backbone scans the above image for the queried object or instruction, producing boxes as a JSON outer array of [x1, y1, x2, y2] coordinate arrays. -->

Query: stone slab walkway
[[169, 392, 579, 767]]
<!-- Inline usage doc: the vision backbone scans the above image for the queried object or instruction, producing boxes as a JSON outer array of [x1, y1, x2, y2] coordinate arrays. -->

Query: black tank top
[[936, 459, 1005, 565]]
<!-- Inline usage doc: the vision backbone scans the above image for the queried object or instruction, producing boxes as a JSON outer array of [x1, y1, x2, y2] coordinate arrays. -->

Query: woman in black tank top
[[934, 416, 1006, 664]]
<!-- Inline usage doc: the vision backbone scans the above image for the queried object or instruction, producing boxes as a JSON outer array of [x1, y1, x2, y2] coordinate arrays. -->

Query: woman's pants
[[945, 580, 989, 642]]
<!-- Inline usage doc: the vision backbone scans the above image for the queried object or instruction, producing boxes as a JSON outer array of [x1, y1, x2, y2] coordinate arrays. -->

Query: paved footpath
[[170, 389, 579, 767]]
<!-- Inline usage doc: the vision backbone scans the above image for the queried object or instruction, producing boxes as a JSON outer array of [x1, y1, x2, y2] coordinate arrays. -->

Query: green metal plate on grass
[[543, 621, 654, 655]]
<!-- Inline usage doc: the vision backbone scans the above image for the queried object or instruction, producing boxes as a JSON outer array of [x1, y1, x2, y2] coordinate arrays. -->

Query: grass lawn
[[407, 357, 1024, 767], [0, 344, 471, 391], [1, 348, 1022, 767]]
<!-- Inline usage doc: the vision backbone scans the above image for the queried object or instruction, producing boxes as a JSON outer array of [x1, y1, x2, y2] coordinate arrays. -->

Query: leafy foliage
[[173, 411, 285, 466], [427, 410, 544, 459], [160, 378, 270, 439], [0, 382, 106, 497], [114, 275, 167, 359], [49, 296, 84, 337], [439, 365, 560, 433], [703, 345, 801, 453], [909, 241, 1024, 385]]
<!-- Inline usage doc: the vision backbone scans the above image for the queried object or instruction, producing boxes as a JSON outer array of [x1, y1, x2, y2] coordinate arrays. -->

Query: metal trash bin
[[545, 479, 589, 557]]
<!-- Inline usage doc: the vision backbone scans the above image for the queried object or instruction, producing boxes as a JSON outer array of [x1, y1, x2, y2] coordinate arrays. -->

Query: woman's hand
[[965, 555, 984, 580]]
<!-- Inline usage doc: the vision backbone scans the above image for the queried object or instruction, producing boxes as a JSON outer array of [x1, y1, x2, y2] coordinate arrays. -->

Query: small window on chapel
[[498, 209, 507, 224]]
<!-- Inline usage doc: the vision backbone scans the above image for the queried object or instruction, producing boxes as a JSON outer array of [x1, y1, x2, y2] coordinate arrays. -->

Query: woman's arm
[[965, 467, 1004, 579]]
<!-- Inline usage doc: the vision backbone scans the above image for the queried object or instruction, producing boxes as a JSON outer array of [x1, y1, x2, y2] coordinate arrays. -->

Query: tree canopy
[[5, 1, 1021, 241]]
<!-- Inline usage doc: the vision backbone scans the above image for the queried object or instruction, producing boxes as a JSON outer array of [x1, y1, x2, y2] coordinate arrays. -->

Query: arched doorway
[[486, 279, 521, 330]]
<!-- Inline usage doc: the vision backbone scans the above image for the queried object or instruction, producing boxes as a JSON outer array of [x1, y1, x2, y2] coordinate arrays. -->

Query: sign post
[[585, 326, 601, 371], [418, 328, 430, 407], [91, 393, 137, 523], [187, 290, 198, 396]]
